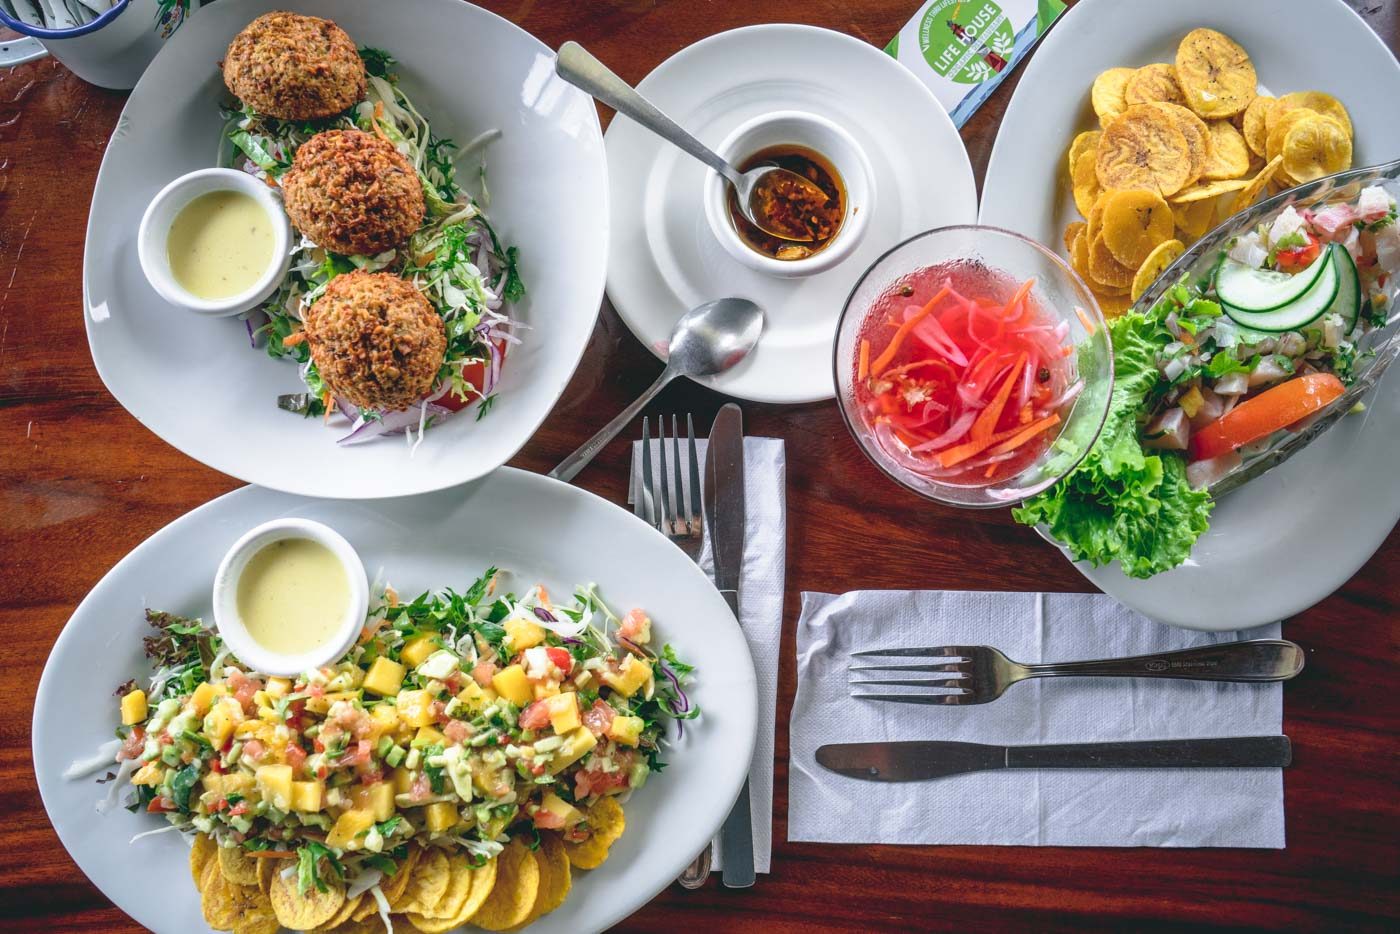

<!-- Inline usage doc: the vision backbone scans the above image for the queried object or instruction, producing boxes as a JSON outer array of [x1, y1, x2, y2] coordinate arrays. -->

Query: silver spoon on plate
[[555, 41, 826, 243], [548, 298, 764, 482]]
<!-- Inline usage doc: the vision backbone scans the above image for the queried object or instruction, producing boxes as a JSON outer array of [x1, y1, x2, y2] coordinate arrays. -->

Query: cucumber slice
[[1328, 241, 1360, 332], [1215, 247, 1331, 312], [1223, 244, 1340, 332]]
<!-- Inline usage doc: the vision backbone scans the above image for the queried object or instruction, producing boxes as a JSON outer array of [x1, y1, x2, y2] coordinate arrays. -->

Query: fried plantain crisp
[[1101, 189, 1174, 268], [471, 840, 541, 932], [1131, 239, 1186, 300], [1175, 28, 1256, 118], [1124, 63, 1185, 107], [1096, 105, 1193, 196], [1201, 120, 1252, 180]]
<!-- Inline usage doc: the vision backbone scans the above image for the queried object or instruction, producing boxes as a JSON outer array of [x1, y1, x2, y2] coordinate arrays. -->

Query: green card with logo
[[886, 0, 1067, 127]]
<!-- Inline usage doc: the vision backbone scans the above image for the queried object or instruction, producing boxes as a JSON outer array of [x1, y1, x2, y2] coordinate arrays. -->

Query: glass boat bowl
[[833, 225, 1114, 508]]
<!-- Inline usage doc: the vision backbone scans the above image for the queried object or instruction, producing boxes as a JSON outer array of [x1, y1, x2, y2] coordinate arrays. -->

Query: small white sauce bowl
[[211, 518, 369, 678], [703, 110, 875, 279], [137, 167, 293, 317]]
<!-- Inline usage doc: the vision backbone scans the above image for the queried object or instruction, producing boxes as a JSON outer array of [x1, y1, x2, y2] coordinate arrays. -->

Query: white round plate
[[605, 24, 978, 404], [83, 0, 608, 499], [33, 470, 757, 934], [981, 0, 1400, 629]]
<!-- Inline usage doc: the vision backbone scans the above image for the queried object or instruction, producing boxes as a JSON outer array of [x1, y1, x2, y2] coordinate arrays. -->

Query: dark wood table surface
[[2, 1, 1397, 931]]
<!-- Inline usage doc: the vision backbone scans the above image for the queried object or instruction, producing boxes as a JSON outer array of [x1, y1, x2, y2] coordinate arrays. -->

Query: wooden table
[[2, 1, 1397, 930]]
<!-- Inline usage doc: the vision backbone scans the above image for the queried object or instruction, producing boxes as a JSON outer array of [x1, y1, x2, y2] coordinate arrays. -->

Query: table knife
[[816, 736, 1292, 782], [703, 402, 755, 888]]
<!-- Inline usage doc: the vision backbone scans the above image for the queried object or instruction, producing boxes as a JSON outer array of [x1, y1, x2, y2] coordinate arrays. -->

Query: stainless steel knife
[[816, 736, 1292, 782], [702, 402, 755, 889]]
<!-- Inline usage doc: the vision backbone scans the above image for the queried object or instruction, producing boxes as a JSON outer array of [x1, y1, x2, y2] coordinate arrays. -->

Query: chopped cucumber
[[1224, 244, 1341, 333], [1327, 240, 1360, 332], [1215, 246, 1331, 311]]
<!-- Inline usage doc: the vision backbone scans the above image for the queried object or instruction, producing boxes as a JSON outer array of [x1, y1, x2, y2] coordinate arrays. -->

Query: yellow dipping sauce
[[235, 538, 349, 656], [167, 190, 274, 299]]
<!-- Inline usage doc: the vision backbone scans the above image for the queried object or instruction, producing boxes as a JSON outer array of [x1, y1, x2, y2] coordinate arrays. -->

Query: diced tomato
[[443, 720, 471, 744], [147, 797, 175, 813], [345, 739, 372, 767], [533, 807, 567, 830], [471, 661, 499, 688], [315, 764, 329, 781], [358, 767, 384, 785], [444, 673, 464, 695], [580, 700, 615, 738], [545, 647, 573, 675], [307, 683, 326, 699], [1190, 373, 1346, 461], [1275, 237, 1321, 273], [431, 700, 450, 725], [518, 701, 551, 731], [227, 670, 263, 714], [241, 740, 265, 763], [435, 343, 507, 412], [409, 772, 434, 802], [228, 802, 250, 817], [211, 797, 229, 812], [285, 744, 307, 776], [209, 756, 225, 774], [575, 767, 628, 798], [117, 727, 146, 761]]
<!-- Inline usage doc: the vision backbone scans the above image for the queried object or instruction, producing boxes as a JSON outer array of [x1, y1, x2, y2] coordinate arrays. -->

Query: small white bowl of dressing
[[137, 167, 292, 317], [212, 518, 369, 677]]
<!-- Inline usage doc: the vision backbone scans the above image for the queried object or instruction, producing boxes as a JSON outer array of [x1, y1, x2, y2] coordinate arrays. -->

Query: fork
[[850, 639, 1305, 706], [634, 415, 712, 888]]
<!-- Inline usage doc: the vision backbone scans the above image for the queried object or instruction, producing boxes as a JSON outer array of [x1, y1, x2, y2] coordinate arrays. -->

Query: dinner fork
[[634, 415, 712, 887], [850, 639, 1304, 706]]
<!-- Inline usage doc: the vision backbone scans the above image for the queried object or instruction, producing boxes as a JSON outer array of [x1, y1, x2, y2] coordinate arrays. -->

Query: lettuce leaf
[[1013, 305, 1212, 578]]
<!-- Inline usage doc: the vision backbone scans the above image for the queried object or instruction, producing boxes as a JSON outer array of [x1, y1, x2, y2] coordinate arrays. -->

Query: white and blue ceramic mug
[[0, 0, 199, 90]]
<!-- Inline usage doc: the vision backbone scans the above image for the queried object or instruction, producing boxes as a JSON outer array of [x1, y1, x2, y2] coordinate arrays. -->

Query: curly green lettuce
[[1013, 304, 1212, 579]]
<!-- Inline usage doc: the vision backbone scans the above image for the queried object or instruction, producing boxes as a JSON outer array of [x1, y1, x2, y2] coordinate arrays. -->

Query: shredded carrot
[[322, 391, 333, 423], [282, 331, 307, 348], [984, 463, 999, 479], [1075, 304, 1096, 335], [857, 339, 870, 381], [249, 850, 297, 859], [1019, 403, 1034, 425], [1004, 277, 1035, 319], [971, 351, 1027, 441], [986, 413, 1061, 456], [870, 284, 952, 376], [936, 419, 1039, 468]]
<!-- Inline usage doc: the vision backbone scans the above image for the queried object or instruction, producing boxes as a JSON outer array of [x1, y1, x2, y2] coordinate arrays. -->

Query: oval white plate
[[605, 24, 978, 404], [981, 0, 1400, 629], [33, 470, 757, 934], [83, 0, 608, 499]]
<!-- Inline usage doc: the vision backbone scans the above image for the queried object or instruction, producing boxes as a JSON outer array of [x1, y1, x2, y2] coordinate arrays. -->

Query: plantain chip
[[1067, 130, 1102, 177], [563, 796, 627, 871], [202, 857, 269, 932], [269, 866, 346, 931], [1201, 120, 1252, 180], [1091, 290, 1133, 318], [1091, 67, 1134, 126], [1063, 220, 1087, 254], [1175, 27, 1256, 118], [1096, 105, 1193, 196], [1101, 188, 1174, 268], [1070, 225, 1094, 284], [506, 834, 571, 930], [191, 833, 216, 887], [1087, 234, 1135, 290], [1169, 177, 1250, 204], [1145, 102, 1210, 185], [1131, 239, 1186, 300], [1172, 197, 1216, 241], [1281, 116, 1353, 183], [1071, 149, 1101, 217], [1231, 154, 1285, 213], [1241, 95, 1273, 157], [309, 892, 361, 932], [1266, 108, 1332, 163], [1124, 63, 1185, 106], [1270, 90, 1353, 139], [471, 840, 541, 932], [218, 844, 261, 887], [391, 846, 451, 915]]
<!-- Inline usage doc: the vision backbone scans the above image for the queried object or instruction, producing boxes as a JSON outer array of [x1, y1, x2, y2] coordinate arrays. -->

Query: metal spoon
[[555, 41, 825, 242], [548, 298, 764, 482]]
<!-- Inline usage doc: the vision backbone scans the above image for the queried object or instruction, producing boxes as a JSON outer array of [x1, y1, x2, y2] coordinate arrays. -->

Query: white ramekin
[[137, 167, 292, 317], [703, 110, 875, 279], [211, 518, 369, 677]]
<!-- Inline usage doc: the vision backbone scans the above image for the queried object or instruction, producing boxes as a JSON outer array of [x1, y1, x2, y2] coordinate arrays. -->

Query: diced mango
[[325, 809, 375, 850], [350, 781, 395, 821], [391, 767, 415, 795], [304, 691, 359, 715], [491, 665, 531, 707], [120, 689, 148, 726], [538, 791, 583, 828], [413, 725, 447, 749], [532, 681, 561, 701], [131, 761, 165, 787], [1179, 385, 1204, 419], [363, 657, 407, 698], [423, 801, 460, 834], [368, 704, 399, 740], [221, 772, 253, 798], [201, 772, 224, 795], [504, 617, 546, 652], [255, 764, 293, 811], [187, 682, 215, 717], [400, 636, 438, 669], [204, 698, 242, 749], [602, 655, 652, 698], [291, 780, 325, 812], [455, 681, 490, 716], [607, 714, 645, 747], [546, 692, 581, 734], [396, 689, 435, 728], [264, 676, 291, 699], [548, 727, 597, 773]]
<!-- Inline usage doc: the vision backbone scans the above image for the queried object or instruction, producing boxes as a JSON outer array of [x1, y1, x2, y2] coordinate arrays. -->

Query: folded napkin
[[789, 590, 1284, 848], [629, 436, 785, 871]]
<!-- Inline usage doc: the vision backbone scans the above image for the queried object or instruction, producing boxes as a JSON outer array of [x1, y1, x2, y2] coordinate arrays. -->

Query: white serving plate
[[83, 0, 608, 499], [33, 470, 757, 933], [980, 0, 1400, 629]]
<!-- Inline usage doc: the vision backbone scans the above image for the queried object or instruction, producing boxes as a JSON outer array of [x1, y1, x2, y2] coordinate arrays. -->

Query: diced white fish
[[1248, 356, 1292, 387], [1188, 387, 1225, 429], [1374, 223, 1400, 277], [1310, 203, 1358, 240], [1269, 206, 1307, 246], [1145, 408, 1191, 451], [1356, 186, 1395, 223], [1213, 372, 1249, 396], [1186, 451, 1242, 489], [1228, 231, 1268, 268]]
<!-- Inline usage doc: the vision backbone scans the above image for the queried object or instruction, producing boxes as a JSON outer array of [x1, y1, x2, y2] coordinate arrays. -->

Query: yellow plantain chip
[[1096, 105, 1193, 196], [1282, 116, 1353, 183], [352, 846, 420, 921], [1063, 220, 1087, 255], [202, 858, 269, 932], [231, 906, 280, 934], [1087, 234, 1135, 290], [191, 833, 217, 887], [1069, 225, 1094, 284], [1169, 177, 1249, 203], [405, 856, 500, 933], [424, 854, 475, 920], [472, 840, 541, 931], [1067, 130, 1102, 177], [1086, 191, 1112, 243], [309, 893, 361, 932], [1101, 188, 1173, 268], [1091, 67, 1134, 126], [1241, 95, 1273, 157], [270, 866, 346, 931], [1172, 197, 1216, 241], [1266, 108, 1326, 163], [1124, 63, 1185, 107], [1201, 120, 1252, 180], [218, 844, 261, 887], [1175, 27, 1256, 119], [392, 847, 451, 915], [1231, 154, 1285, 213], [1071, 149, 1101, 217], [1145, 102, 1210, 186], [505, 834, 572, 930], [1270, 90, 1353, 139], [563, 796, 627, 871], [1092, 290, 1133, 318], [1131, 239, 1186, 300]]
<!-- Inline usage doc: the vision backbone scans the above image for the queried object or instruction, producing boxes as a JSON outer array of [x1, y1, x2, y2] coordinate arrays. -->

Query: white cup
[[703, 110, 875, 279]]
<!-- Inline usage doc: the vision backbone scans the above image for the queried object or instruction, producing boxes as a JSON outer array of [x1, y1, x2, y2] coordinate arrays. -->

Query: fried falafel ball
[[281, 129, 427, 256], [304, 271, 446, 412], [222, 12, 366, 121]]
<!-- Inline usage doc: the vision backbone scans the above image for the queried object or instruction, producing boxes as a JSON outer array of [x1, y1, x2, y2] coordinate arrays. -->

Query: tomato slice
[[436, 340, 508, 413], [1190, 373, 1345, 461], [1275, 237, 1321, 274]]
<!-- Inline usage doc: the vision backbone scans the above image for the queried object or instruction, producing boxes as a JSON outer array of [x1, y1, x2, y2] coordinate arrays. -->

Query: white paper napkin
[[790, 590, 1285, 848], [629, 437, 784, 872]]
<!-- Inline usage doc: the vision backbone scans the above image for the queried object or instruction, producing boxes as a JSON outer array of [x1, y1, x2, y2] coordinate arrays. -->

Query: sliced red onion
[[533, 606, 557, 623], [338, 404, 454, 445], [1047, 378, 1085, 411], [910, 409, 977, 453]]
